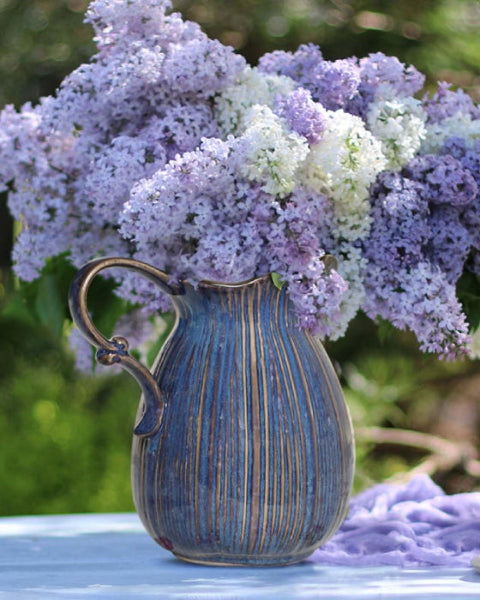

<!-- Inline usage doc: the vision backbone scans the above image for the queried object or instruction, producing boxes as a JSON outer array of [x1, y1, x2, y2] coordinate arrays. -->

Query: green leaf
[[376, 317, 396, 345], [93, 294, 130, 341], [34, 274, 65, 337], [271, 272, 285, 290], [457, 270, 480, 331], [1, 293, 36, 326]]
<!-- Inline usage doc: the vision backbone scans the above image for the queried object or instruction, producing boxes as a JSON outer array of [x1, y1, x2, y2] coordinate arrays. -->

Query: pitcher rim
[[196, 273, 272, 290]]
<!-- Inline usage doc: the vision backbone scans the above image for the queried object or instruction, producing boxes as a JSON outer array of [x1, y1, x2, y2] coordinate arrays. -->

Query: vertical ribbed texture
[[131, 276, 354, 566]]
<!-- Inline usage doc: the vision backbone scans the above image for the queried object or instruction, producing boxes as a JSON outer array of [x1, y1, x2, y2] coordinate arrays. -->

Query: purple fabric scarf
[[312, 475, 480, 567]]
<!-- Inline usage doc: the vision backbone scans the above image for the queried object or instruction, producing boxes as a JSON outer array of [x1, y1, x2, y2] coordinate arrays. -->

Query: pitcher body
[[69, 258, 354, 566], [132, 277, 354, 565]]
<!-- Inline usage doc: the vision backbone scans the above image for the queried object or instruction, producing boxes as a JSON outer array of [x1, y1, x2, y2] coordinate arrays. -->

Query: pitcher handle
[[68, 256, 184, 438]]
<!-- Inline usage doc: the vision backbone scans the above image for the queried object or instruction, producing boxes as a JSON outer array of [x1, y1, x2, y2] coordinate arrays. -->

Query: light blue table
[[1, 513, 479, 599]]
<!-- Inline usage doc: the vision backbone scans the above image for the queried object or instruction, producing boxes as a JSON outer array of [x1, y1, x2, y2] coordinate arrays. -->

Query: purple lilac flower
[[425, 206, 471, 283], [423, 82, 480, 124], [282, 259, 347, 336], [461, 193, 480, 252], [2, 0, 246, 288], [68, 327, 96, 373], [260, 48, 424, 118], [2, 0, 480, 359], [404, 154, 477, 207], [274, 88, 327, 144], [1, 104, 75, 280], [258, 43, 323, 81], [11, 228, 69, 282], [84, 135, 167, 221], [347, 52, 425, 117], [86, 0, 175, 46], [259, 44, 360, 111], [363, 262, 471, 360], [401, 152, 477, 278], [442, 137, 480, 184], [47, 44, 166, 135], [118, 137, 261, 308], [163, 37, 246, 98], [140, 102, 220, 161], [359, 52, 425, 97], [46, 1, 245, 137], [311, 58, 361, 111], [262, 187, 347, 336], [440, 137, 480, 251], [0, 105, 37, 193], [120, 138, 346, 334], [362, 157, 477, 356], [363, 172, 430, 270]]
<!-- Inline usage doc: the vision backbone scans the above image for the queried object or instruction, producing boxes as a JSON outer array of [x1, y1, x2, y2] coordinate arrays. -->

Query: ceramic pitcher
[[69, 256, 354, 566]]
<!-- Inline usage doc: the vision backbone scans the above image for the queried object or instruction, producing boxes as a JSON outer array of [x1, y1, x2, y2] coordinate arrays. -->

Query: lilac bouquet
[[1, 0, 480, 364]]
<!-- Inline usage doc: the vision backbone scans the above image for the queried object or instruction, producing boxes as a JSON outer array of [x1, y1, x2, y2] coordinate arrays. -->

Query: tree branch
[[356, 426, 480, 481]]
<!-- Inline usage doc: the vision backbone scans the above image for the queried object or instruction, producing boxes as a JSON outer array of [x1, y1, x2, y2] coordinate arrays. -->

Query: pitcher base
[[172, 551, 312, 567]]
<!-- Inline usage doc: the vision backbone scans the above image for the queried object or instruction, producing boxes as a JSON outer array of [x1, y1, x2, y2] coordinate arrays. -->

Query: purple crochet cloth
[[312, 475, 480, 567]]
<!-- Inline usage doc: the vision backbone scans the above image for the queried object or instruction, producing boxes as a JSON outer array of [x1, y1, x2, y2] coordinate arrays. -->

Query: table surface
[[1, 513, 479, 600]]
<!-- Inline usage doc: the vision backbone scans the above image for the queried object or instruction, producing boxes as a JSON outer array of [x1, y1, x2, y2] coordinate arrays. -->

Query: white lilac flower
[[422, 113, 480, 154], [300, 109, 387, 240], [215, 66, 296, 135], [367, 95, 427, 169], [328, 245, 367, 340], [235, 105, 309, 197]]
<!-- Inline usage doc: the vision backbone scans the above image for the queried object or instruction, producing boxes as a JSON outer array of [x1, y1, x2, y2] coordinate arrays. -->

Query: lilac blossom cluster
[[1, 0, 480, 364]]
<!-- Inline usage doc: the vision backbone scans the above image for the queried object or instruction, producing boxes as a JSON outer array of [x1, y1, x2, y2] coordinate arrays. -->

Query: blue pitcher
[[69, 256, 354, 566]]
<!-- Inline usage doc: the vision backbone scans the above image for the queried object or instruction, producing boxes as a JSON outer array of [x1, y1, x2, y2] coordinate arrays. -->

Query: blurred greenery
[[1, 0, 480, 516], [174, 0, 480, 99], [0, 0, 93, 108], [0, 313, 137, 514], [327, 318, 480, 492]]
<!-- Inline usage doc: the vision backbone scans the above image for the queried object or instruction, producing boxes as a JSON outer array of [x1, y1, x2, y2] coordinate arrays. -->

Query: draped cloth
[[312, 475, 480, 567]]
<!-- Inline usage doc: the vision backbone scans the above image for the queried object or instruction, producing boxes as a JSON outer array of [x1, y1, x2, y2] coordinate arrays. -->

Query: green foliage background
[[0, 0, 479, 516]]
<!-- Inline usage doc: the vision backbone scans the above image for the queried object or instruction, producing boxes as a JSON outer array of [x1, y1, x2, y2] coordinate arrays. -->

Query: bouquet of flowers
[[1, 0, 480, 365]]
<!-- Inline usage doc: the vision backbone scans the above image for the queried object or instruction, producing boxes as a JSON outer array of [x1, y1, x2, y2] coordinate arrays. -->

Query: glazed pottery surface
[[69, 257, 355, 567]]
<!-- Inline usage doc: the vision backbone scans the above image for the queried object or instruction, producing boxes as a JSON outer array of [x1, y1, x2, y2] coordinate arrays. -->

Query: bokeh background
[[1, 0, 479, 516]]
